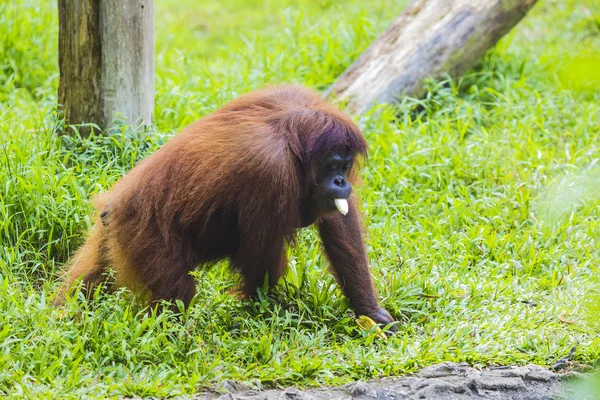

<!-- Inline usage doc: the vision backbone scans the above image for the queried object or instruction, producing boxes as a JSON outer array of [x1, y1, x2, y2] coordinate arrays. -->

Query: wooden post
[[58, 0, 154, 136], [58, 0, 102, 133], [100, 0, 154, 130], [327, 0, 538, 115]]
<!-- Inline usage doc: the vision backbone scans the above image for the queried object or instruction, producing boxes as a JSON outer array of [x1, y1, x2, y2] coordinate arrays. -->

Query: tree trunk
[[58, 0, 154, 136], [326, 0, 538, 115]]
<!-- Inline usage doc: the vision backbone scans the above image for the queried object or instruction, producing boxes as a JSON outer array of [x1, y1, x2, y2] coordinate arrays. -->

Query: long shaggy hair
[[57, 85, 369, 306]]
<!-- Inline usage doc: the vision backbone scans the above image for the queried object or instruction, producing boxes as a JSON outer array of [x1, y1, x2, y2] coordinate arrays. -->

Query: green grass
[[1, 0, 600, 398]]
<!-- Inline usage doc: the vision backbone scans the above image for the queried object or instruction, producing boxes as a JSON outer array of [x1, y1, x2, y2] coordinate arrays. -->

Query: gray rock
[[417, 362, 471, 378], [488, 365, 557, 383], [524, 365, 557, 383], [413, 381, 470, 398], [344, 381, 377, 397], [469, 376, 527, 391], [215, 394, 237, 400], [219, 380, 251, 393], [191, 363, 583, 400], [488, 366, 530, 378], [280, 388, 313, 400]]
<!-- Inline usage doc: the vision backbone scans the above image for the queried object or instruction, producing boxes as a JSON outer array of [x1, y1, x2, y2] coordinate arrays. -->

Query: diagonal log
[[327, 0, 538, 114]]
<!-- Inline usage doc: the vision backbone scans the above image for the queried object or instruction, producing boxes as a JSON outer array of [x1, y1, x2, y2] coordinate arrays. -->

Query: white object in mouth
[[334, 198, 349, 216]]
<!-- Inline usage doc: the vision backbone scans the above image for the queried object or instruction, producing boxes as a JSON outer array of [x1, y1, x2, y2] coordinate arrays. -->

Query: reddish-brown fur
[[56, 85, 394, 326]]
